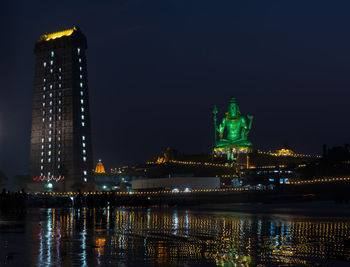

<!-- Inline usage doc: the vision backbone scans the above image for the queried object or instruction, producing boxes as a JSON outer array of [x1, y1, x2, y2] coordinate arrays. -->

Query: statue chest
[[226, 119, 241, 131]]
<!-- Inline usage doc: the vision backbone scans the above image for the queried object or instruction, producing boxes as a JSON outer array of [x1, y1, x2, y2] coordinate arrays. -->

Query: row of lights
[[77, 47, 89, 183], [34, 187, 253, 196], [40, 50, 62, 177], [34, 176, 350, 196], [290, 177, 350, 184], [147, 159, 236, 168], [249, 165, 287, 169], [257, 150, 321, 158]]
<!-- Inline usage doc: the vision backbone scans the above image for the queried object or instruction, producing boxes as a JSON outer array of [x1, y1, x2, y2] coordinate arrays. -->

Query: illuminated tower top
[[35, 26, 87, 53], [39, 27, 77, 42]]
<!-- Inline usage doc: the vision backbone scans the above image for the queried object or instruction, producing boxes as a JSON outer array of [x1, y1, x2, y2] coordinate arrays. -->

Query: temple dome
[[94, 159, 106, 174]]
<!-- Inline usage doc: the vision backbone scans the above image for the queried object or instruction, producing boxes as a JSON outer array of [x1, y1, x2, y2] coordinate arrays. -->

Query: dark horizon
[[1, 1, 350, 179]]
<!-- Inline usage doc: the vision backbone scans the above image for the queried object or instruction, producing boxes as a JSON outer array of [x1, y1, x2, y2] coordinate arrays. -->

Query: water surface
[[1, 207, 350, 266]]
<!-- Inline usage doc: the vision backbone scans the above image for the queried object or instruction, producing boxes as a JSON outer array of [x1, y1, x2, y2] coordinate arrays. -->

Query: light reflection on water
[[0, 208, 350, 266]]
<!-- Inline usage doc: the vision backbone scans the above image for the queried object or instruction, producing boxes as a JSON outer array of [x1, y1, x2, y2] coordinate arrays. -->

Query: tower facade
[[29, 27, 93, 191]]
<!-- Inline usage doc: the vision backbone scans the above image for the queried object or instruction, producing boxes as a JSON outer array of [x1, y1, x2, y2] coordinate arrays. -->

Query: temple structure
[[94, 159, 106, 174], [29, 27, 93, 191]]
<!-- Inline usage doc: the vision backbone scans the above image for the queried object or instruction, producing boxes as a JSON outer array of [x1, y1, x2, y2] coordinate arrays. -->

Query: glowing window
[[49, 93, 52, 98], [59, 76, 62, 80], [58, 157, 61, 162], [49, 130, 52, 135], [79, 58, 81, 63], [80, 99, 84, 104], [48, 158, 51, 163], [58, 116, 61, 120], [79, 66, 82, 71], [80, 74, 83, 79], [83, 156, 87, 162], [50, 69, 53, 73], [50, 84, 53, 89], [81, 122, 85, 127], [58, 108, 61, 112], [84, 178, 87, 182], [81, 107, 84, 112], [58, 165, 60, 169], [43, 87, 46, 91], [80, 91, 83, 96], [42, 103, 45, 107], [49, 116, 52, 121], [43, 78, 46, 82], [58, 100, 61, 104], [80, 82, 83, 88], [49, 123, 52, 128], [50, 60, 53, 65], [82, 136, 85, 140], [82, 143, 86, 147], [82, 149, 86, 154], [41, 145, 44, 149], [42, 118, 45, 123], [59, 84, 61, 88], [81, 115, 84, 120], [58, 151, 61, 155], [49, 109, 52, 113], [83, 171, 87, 175], [41, 166, 43, 170], [41, 138, 44, 143], [48, 137, 52, 142], [48, 144, 51, 149], [42, 95, 45, 99], [41, 158, 43, 163], [51, 51, 54, 57], [43, 62, 46, 67], [48, 151, 51, 156], [77, 48, 80, 55], [58, 137, 61, 141], [41, 152, 44, 156], [59, 67, 61, 72]]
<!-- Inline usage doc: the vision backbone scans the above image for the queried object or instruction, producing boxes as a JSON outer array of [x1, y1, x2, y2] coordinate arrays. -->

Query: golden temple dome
[[94, 159, 106, 174]]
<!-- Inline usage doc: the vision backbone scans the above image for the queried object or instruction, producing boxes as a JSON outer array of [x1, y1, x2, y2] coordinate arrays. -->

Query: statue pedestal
[[213, 145, 252, 172]]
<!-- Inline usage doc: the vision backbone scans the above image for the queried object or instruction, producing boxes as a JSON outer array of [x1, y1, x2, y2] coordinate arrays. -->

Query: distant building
[[241, 166, 295, 187], [239, 147, 319, 170], [29, 27, 93, 191], [132, 177, 220, 191]]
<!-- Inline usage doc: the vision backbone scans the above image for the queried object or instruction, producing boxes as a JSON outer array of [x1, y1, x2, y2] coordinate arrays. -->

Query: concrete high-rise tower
[[29, 27, 93, 191]]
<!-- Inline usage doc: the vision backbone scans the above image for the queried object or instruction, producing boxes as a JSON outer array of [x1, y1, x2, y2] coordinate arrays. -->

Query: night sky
[[1, 1, 350, 179]]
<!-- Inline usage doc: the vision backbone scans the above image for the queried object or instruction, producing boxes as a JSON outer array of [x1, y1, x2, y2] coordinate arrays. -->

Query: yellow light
[[41, 27, 76, 41]]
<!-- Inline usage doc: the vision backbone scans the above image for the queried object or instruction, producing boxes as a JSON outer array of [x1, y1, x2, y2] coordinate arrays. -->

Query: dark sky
[[1, 0, 350, 178]]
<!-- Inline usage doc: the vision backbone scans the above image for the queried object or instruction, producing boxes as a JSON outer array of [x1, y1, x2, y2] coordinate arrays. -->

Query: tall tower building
[[29, 27, 93, 191]]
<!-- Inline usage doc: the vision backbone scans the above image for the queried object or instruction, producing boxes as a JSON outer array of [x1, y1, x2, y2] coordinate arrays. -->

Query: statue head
[[227, 97, 240, 118]]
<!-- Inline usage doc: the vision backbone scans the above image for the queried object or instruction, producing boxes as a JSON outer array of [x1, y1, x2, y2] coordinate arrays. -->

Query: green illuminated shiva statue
[[213, 97, 253, 161]]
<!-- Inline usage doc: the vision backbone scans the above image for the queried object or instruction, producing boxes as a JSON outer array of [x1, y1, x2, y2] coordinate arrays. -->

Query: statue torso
[[225, 115, 243, 141]]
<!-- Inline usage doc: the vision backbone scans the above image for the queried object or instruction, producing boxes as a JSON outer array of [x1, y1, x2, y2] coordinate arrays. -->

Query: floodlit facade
[[29, 27, 93, 191]]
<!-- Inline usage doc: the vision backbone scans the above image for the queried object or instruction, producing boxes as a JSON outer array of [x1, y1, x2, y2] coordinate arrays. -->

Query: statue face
[[228, 102, 240, 117]]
